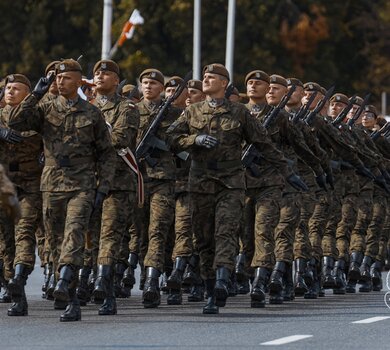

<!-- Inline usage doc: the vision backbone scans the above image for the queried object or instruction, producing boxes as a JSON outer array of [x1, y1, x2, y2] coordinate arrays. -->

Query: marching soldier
[[8, 59, 116, 322]]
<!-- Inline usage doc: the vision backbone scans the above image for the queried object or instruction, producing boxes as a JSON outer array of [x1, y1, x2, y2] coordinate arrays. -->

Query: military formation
[[0, 58, 389, 322]]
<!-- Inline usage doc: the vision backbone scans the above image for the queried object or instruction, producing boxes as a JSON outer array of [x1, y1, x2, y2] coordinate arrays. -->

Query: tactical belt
[[45, 156, 95, 167], [8, 160, 40, 172], [191, 159, 242, 170]]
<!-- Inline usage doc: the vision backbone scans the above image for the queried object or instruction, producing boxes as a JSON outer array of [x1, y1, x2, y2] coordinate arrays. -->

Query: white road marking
[[352, 316, 390, 324], [260, 335, 313, 346]]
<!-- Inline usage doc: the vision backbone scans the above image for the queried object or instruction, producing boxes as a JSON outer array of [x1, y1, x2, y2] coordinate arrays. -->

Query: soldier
[[0, 74, 44, 317], [136, 68, 180, 308], [121, 84, 141, 103], [165, 76, 188, 109], [185, 79, 206, 107], [167, 63, 291, 314], [40, 60, 60, 103], [90, 59, 139, 315], [8, 59, 116, 322]]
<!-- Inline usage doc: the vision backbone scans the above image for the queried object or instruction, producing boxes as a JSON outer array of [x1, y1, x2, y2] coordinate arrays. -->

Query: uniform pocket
[[75, 117, 93, 143]]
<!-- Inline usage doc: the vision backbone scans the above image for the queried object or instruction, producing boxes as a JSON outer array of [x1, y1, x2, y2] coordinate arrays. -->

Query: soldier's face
[[246, 79, 269, 99], [347, 104, 362, 123], [329, 101, 347, 119], [186, 88, 205, 106], [165, 86, 176, 98], [362, 112, 376, 128], [287, 85, 304, 107], [94, 70, 119, 95], [4, 82, 30, 107], [56, 72, 82, 99], [302, 91, 322, 110], [141, 78, 163, 101], [202, 73, 228, 96], [266, 84, 287, 106]]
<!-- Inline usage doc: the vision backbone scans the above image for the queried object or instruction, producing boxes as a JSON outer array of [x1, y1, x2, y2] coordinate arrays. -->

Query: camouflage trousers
[[308, 190, 332, 262], [97, 191, 135, 266], [335, 171, 359, 261], [364, 187, 387, 259], [294, 190, 316, 260], [274, 191, 301, 263], [243, 186, 281, 271], [13, 188, 42, 269], [323, 173, 345, 259], [191, 186, 243, 280], [143, 180, 175, 273], [35, 224, 48, 267], [171, 191, 193, 259], [349, 188, 373, 254], [43, 190, 94, 275], [377, 202, 390, 263], [83, 206, 102, 270], [0, 211, 15, 281]]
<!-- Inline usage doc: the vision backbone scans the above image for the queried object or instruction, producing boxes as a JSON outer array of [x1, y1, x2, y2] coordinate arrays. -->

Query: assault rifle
[[331, 95, 357, 127], [225, 84, 235, 99], [346, 93, 371, 127], [290, 91, 318, 124], [241, 85, 296, 176], [304, 85, 335, 126], [371, 122, 390, 141], [136, 71, 192, 167]]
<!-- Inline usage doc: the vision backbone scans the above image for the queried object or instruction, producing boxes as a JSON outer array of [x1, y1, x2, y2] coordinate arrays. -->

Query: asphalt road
[[0, 260, 389, 350]]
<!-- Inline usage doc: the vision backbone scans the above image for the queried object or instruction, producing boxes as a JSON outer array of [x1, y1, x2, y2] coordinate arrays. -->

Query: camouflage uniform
[[9, 94, 116, 274]]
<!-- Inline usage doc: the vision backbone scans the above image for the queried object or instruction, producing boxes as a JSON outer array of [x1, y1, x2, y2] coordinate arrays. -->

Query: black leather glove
[[315, 173, 327, 191], [286, 173, 309, 192], [32, 73, 55, 100], [356, 165, 375, 180], [0, 127, 23, 144], [93, 191, 106, 211], [195, 135, 218, 149], [325, 171, 335, 190]]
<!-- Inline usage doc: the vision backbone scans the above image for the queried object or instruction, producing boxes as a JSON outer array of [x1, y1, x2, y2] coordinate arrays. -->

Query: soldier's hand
[[286, 173, 309, 192], [356, 165, 375, 180], [315, 173, 327, 191], [32, 73, 55, 100], [325, 171, 335, 190], [195, 135, 218, 149], [93, 191, 106, 210], [0, 127, 23, 144], [1, 193, 21, 223]]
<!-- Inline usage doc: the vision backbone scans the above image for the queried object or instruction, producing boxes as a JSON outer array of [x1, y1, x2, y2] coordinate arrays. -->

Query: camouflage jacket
[[136, 99, 181, 181], [8, 94, 116, 194], [0, 105, 43, 192], [167, 99, 289, 194], [93, 93, 139, 192]]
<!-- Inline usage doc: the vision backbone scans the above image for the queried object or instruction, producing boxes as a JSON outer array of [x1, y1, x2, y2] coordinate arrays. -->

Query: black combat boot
[[269, 261, 286, 293], [228, 272, 238, 297], [46, 273, 56, 300], [359, 256, 373, 282], [303, 258, 315, 287], [348, 251, 364, 281], [370, 261, 383, 291], [183, 255, 200, 286], [53, 265, 74, 302], [92, 265, 112, 301], [122, 253, 138, 288], [167, 289, 183, 305], [142, 267, 161, 308], [304, 260, 319, 299], [113, 263, 127, 298], [7, 288, 28, 316], [139, 260, 146, 291], [346, 280, 357, 293], [0, 283, 12, 303], [41, 263, 52, 298], [294, 259, 309, 296], [188, 279, 205, 302], [60, 289, 81, 322], [237, 277, 250, 295], [283, 263, 294, 301], [321, 256, 335, 289], [214, 267, 230, 307], [250, 267, 269, 308], [98, 272, 117, 315], [76, 266, 91, 306], [202, 279, 218, 314], [167, 257, 188, 290], [332, 259, 346, 294], [235, 253, 246, 283], [359, 279, 373, 292], [8, 264, 30, 298]]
